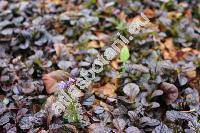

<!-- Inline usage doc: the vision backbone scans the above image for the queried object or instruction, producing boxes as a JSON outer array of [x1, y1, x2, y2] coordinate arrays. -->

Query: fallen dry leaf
[[144, 8, 156, 18], [186, 70, 197, 79], [160, 38, 200, 61], [110, 78, 120, 87], [162, 38, 177, 60], [92, 83, 118, 98], [111, 60, 119, 70], [180, 48, 200, 59], [47, 0, 62, 5], [54, 43, 64, 57], [63, 124, 78, 133], [95, 32, 109, 44], [99, 101, 114, 111], [159, 38, 180, 61], [118, 11, 126, 21], [88, 123, 111, 133], [42, 70, 70, 94], [87, 41, 100, 48]]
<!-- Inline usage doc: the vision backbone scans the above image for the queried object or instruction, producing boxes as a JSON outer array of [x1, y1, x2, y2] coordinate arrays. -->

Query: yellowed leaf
[[111, 60, 119, 70], [88, 41, 99, 48], [186, 70, 196, 79], [92, 83, 118, 98], [49, 0, 62, 5], [168, 11, 182, 19], [99, 41, 105, 47]]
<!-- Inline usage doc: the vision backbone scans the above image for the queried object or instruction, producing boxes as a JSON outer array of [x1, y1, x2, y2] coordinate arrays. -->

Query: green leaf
[[120, 46, 130, 62], [3, 98, 9, 105], [116, 21, 126, 31]]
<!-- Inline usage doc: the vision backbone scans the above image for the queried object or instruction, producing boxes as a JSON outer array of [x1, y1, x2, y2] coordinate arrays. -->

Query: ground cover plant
[[0, 0, 200, 132]]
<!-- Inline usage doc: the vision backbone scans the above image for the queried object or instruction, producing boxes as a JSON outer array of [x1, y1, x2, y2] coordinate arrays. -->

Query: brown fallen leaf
[[42, 70, 70, 94], [87, 41, 100, 48], [54, 43, 75, 58], [180, 48, 200, 60], [161, 38, 177, 61], [144, 8, 156, 18], [99, 101, 114, 111], [165, 38, 176, 51], [118, 11, 126, 21], [92, 83, 118, 98], [186, 70, 197, 79], [95, 32, 109, 45], [111, 60, 119, 70], [0, 1, 8, 12], [88, 123, 111, 133], [62, 124, 78, 133], [47, 0, 62, 5], [110, 78, 120, 88], [160, 38, 200, 61], [54, 43, 64, 57]]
